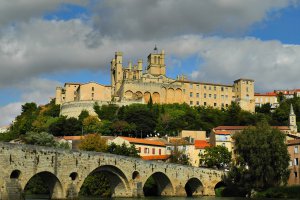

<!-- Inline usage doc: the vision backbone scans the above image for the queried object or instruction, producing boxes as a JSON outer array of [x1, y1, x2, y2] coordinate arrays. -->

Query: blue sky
[[1, 0, 300, 126]]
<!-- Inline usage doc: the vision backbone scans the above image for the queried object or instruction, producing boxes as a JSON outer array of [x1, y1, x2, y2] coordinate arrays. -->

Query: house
[[287, 139, 300, 185], [109, 136, 170, 161]]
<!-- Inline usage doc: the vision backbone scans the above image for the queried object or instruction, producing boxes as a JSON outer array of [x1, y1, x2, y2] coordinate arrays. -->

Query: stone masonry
[[0, 142, 223, 199]]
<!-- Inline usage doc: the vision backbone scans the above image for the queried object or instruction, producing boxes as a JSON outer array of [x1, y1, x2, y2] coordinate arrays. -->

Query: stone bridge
[[0, 142, 224, 199]]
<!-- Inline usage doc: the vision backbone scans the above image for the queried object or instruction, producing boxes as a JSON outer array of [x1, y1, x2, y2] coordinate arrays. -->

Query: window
[[221, 95, 224, 99], [92, 87, 94, 91], [144, 148, 149, 154], [138, 147, 141, 153], [196, 84, 199, 89], [221, 87, 224, 91], [214, 103, 217, 107], [152, 148, 155, 155], [159, 149, 162, 155], [294, 158, 299, 165], [295, 172, 298, 178], [289, 161, 293, 166], [196, 93, 199, 98], [222, 103, 224, 107], [204, 85, 206, 89], [190, 101, 193, 105], [196, 101, 199, 106], [190, 84, 193, 89], [204, 93, 206, 98], [214, 86, 216, 91], [226, 104, 228, 107], [295, 146, 299, 154], [222, 143, 225, 147], [209, 94, 212, 98], [190, 92, 193, 97], [92, 93, 94, 97], [204, 102, 207, 106], [214, 94, 217, 99]]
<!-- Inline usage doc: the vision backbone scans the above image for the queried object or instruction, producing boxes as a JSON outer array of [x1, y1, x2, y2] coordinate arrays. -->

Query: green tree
[[106, 142, 139, 157], [169, 146, 190, 165], [224, 122, 290, 193], [79, 173, 111, 197], [78, 110, 90, 123], [199, 146, 231, 169], [111, 120, 136, 136], [94, 103, 119, 121], [98, 120, 112, 135], [82, 116, 102, 134], [78, 134, 107, 152]]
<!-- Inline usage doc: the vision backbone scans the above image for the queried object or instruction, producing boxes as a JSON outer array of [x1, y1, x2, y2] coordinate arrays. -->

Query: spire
[[290, 104, 295, 115], [154, 45, 158, 53]]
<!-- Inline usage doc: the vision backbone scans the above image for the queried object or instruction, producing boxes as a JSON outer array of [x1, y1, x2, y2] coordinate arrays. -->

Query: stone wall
[[0, 142, 224, 199]]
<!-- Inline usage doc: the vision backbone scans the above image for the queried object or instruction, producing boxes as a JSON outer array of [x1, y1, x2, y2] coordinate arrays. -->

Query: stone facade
[[55, 48, 256, 118], [0, 142, 223, 199]]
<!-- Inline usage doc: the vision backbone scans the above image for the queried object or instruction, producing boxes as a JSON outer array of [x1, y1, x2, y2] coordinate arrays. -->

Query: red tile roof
[[62, 136, 84, 140], [287, 139, 300, 145], [255, 92, 277, 96], [214, 130, 231, 135], [214, 126, 290, 131], [194, 140, 210, 149], [120, 137, 166, 147], [141, 155, 170, 160]]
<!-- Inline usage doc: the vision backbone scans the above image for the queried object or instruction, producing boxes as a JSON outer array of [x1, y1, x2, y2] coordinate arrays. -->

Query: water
[[25, 196, 297, 200]]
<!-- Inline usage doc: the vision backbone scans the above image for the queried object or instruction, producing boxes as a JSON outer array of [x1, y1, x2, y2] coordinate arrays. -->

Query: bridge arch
[[185, 177, 203, 196], [79, 165, 130, 197], [10, 169, 21, 179], [214, 181, 226, 195], [23, 171, 64, 199], [143, 172, 174, 196]]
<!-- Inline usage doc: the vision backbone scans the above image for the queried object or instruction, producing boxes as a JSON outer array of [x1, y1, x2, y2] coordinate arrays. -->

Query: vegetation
[[79, 173, 111, 197], [168, 146, 190, 165], [78, 134, 107, 152], [200, 145, 231, 169], [223, 122, 290, 195], [253, 185, 300, 199], [106, 142, 139, 157]]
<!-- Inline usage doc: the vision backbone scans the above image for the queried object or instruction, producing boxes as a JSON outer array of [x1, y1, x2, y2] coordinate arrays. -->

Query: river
[[25, 196, 297, 200]]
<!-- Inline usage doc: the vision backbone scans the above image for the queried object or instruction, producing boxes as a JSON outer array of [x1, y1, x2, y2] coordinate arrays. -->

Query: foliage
[[78, 110, 90, 123], [82, 116, 101, 134], [168, 146, 190, 165], [111, 120, 136, 136], [143, 176, 158, 196], [200, 145, 231, 169], [24, 175, 49, 195], [224, 122, 290, 194], [79, 173, 111, 197], [78, 134, 107, 152], [106, 142, 140, 157], [94, 103, 119, 121], [253, 185, 300, 199], [98, 120, 113, 135], [48, 116, 81, 136], [22, 131, 70, 149]]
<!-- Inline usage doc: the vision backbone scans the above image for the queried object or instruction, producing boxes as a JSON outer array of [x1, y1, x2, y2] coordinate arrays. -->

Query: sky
[[1, 0, 300, 126]]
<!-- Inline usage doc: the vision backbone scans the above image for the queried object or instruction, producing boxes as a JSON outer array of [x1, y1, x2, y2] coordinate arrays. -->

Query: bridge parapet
[[0, 142, 224, 199]]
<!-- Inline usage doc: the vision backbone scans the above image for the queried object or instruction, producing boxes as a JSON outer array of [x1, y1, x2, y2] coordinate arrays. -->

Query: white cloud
[[0, 102, 23, 127], [0, 0, 85, 26], [92, 0, 298, 39]]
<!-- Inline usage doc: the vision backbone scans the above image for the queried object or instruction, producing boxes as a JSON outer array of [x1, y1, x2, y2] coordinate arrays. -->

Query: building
[[0, 125, 10, 133], [254, 92, 279, 109], [55, 48, 256, 118], [287, 139, 300, 185], [109, 136, 170, 160], [275, 89, 300, 99]]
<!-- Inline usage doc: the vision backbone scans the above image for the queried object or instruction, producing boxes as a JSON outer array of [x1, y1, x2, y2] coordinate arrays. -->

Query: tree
[[94, 103, 119, 121], [169, 146, 190, 165], [79, 173, 111, 197], [111, 120, 136, 136], [78, 134, 107, 152], [199, 146, 231, 169], [106, 142, 139, 157], [78, 110, 90, 123], [224, 122, 290, 193], [82, 116, 102, 134]]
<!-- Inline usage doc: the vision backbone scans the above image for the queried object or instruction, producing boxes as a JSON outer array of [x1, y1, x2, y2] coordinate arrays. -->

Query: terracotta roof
[[120, 137, 166, 147], [176, 80, 232, 87], [62, 136, 84, 140], [255, 92, 277, 96], [287, 139, 300, 145], [141, 155, 170, 160], [194, 140, 210, 149], [214, 126, 290, 131], [214, 130, 231, 135]]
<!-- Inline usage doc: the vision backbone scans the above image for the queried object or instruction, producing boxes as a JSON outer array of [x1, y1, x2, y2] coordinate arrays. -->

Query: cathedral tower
[[147, 46, 166, 76]]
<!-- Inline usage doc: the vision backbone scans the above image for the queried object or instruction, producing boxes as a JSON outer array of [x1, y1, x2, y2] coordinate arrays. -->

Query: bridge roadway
[[0, 142, 224, 199]]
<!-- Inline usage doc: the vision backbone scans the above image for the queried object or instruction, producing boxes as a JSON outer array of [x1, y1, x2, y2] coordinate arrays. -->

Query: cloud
[[0, 0, 85, 27], [92, 0, 298, 40], [0, 102, 23, 126]]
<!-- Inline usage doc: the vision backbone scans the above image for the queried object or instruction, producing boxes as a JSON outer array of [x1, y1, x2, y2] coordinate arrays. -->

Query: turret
[[233, 78, 255, 112]]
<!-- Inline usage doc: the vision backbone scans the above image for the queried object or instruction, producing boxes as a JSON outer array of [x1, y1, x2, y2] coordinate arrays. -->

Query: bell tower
[[147, 45, 166, 76], [289, 104, 298, 133]]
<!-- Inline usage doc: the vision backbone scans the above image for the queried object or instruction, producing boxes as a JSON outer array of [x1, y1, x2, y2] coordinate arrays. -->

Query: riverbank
[[253, 185, 300, 199]]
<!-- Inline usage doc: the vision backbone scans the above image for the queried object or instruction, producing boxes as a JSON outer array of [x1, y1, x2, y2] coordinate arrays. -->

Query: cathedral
[[55, 48, 255, 118]]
